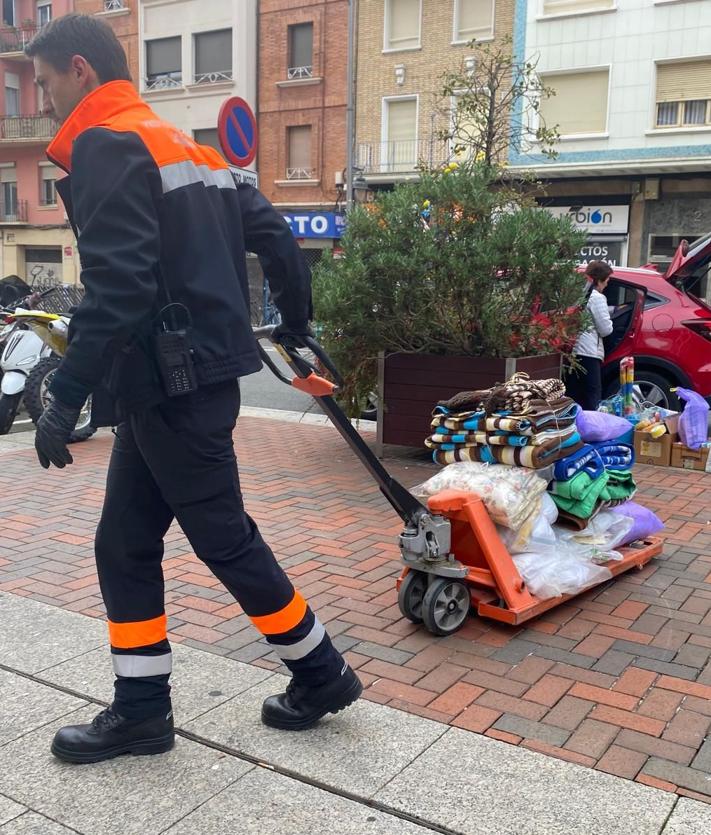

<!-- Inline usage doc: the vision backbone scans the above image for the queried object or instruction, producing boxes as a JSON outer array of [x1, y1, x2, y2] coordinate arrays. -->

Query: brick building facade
[[355, 0, 514, 187], [258, 0, 348, 261], [74, 0, 139, 86]]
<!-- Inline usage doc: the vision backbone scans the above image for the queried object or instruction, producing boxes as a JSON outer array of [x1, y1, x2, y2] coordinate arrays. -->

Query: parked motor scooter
[[0, 290, 54, 434], [0, 296, 95, 440]]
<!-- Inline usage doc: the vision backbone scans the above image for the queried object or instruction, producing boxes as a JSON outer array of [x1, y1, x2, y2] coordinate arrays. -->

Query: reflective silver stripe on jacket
[[112, 652, 173, 677], [160, 160, 236, 194], [268, 619, 326, 661]]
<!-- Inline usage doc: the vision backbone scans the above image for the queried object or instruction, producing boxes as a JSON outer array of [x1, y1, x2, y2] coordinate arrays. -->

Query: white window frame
[[452, 0, 496, 45], [650, 58, 711, 134], [39, 162, 57, 207], [381, 94, 419, 173], [448, 88, 491, 160], [536, 65, 612, 140], [192, 28, 234, 86], [383, 0, 423, 54], [538, 0, 617, 21], [36, 1, 51, 27]]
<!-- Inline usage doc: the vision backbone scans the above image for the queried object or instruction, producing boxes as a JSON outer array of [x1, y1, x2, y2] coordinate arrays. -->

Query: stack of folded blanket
[[549, 438, 636, 529], [426, 376, 582, 470]]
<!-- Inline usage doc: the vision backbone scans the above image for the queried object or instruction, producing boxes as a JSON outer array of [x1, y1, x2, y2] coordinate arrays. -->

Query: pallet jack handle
[[253, 325, 429, 528]]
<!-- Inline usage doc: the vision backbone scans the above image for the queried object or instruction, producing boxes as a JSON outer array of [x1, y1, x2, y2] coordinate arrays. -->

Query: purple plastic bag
[[677, 388, 710, 450], [576, 410, 631, 443], [611, 501, 664, 546]]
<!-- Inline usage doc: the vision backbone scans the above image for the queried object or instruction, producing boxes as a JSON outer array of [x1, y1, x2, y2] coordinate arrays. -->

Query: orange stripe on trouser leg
[[249, 592, 307, 636], [108, 614, 168, 649]]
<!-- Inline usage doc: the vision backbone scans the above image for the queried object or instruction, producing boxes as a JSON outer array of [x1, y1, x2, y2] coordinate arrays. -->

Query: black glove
[[272, 321, 313, 349], [35, 397, 81, 469]]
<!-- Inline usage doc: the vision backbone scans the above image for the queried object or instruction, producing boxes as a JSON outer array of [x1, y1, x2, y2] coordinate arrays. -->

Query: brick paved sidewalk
[[0, 418, 710, 803]]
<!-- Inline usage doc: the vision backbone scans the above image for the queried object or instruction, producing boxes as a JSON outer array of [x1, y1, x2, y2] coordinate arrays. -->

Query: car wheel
[[360, 391, 378, 422], [604, 370, 678, 411]]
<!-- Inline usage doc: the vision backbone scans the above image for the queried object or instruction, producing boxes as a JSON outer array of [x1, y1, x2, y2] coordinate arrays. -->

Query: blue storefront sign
[[282, 212, 345, 239]]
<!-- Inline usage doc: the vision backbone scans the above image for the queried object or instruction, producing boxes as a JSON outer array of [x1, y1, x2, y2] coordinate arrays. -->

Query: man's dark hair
[[25, 14, 131, 84], [585, 260, 613, 285]]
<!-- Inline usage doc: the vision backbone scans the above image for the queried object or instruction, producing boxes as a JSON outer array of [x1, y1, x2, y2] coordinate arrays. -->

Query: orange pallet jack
[[255, 326, 662, 637]]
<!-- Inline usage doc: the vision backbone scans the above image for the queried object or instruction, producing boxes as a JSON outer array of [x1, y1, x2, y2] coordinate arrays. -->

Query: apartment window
[[194, 29, 233, 84], [39, 163, 57, 206], [539, 70, 609, 135], [384, 0, 421, 51], [193, 128, 222, 154], [451, 93, 485, 159], [104, 1, 126, 10], [656, 60, 711, 129], [1, 165, 17, 221], [287, 125, 313, 179], [385, 97, 418, 171], [542, 0, 614, 15], [288, 22, 313, 80], [36, 1, 51, 27], [145, 37, 182, 90], [454, 0, 495, 42], [2, 0, 15, 27], [4, 71, 19, 117]]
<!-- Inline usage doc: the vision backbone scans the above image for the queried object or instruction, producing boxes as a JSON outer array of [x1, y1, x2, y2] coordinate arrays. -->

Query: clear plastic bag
[[498, 493, 558, 554], [513, 548, 613, 599], [561, 511, 633, 562], [412, 462, 547, 531]]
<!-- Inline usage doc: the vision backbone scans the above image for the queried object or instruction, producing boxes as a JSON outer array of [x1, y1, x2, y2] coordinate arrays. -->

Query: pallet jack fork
[[254, 327, 662, 637]]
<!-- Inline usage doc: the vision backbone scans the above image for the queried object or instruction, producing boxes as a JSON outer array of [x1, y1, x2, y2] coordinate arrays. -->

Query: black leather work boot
[[50, 706, 175, 764], [261, 664, 363, 730]]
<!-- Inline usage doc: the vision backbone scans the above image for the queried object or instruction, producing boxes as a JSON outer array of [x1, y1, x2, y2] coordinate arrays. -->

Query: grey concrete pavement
[[1, 591, 709, 834]]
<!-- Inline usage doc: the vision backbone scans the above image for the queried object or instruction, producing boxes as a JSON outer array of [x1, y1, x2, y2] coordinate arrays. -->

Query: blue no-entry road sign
[[218, 97, 258, 168]]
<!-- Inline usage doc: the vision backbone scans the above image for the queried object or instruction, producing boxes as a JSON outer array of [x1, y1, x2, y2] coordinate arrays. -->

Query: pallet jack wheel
[[398, 570, 427, 623], [422, 578, 470, 636]]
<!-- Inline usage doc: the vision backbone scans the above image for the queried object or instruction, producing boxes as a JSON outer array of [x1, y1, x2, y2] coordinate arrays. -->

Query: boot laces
[[285, 679, 310, 706], [91, 707, 122, 731]]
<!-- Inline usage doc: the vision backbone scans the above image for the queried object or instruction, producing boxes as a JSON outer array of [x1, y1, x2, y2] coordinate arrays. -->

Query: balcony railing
[[286, 167, 316, 180], [0, 25, 38, 54], [104, 0, 126, 10], [193, 70, 233, 85], [356, 138, 451, 175], [0, 199, 28, 223], [144, 73, 183, 91], [0, 116, 56, 142], [287, 65, 313, 80]]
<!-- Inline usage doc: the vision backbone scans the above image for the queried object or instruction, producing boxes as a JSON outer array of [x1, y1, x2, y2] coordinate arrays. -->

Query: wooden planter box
[[376, 352, 563, 451]]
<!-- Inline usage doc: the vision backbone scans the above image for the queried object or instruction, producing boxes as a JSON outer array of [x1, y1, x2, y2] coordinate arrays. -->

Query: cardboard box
[[671, 442, 710, 471], [634, 431, 673, 467]]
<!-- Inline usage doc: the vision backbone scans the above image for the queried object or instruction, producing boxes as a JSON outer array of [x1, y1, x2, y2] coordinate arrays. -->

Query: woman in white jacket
[[566, 260, 614, 410]]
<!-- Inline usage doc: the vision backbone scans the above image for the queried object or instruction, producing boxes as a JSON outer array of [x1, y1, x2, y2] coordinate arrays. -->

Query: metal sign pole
[[345, 0, 356, 212]]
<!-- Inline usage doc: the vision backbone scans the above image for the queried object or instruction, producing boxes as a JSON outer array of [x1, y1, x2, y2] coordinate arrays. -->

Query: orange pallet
[[396, 489, 662, 627]]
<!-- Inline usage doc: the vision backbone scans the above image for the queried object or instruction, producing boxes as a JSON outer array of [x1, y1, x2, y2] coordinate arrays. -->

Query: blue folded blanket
[[553, 445, 604, 482], [593, 441, 635, 471]]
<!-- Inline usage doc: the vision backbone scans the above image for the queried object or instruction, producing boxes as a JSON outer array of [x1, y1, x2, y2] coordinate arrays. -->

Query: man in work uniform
[[27, 14, 362, 764]]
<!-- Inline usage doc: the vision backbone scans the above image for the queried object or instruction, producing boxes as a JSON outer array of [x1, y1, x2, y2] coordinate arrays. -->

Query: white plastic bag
[[513, 548, 613, 599], [498, 493, 558, 554], [412, 462, 547, 532], [559, 511, 633, 563]]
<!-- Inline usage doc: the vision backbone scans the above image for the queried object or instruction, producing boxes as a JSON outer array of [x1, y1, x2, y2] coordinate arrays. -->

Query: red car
[[595, 234, 711, 409]]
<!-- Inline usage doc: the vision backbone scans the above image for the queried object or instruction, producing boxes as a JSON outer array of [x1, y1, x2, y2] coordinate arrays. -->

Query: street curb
[[240, 405, 377, 432]]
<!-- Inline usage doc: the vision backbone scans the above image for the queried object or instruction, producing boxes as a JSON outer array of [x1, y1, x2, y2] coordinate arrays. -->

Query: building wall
[[515, 0, 711, 171], [258, 0, 348, 210], [74, 0, 139, 84], [139, 0, 257, 177], [1, 1, 75, 283], [355, 0, 515, 174]]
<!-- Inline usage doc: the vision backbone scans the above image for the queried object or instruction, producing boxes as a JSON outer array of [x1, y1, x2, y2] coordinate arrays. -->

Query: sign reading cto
[[282, 212, 345, 239]]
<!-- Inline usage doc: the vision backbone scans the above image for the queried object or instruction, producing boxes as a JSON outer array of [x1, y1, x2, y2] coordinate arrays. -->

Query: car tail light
[[684, 320, 711, 342]]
